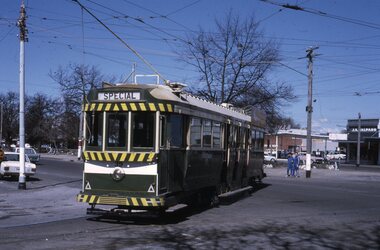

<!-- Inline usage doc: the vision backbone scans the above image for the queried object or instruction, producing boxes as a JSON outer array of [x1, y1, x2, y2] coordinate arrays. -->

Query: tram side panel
[[184, 150, 224, 191], [248, 150, 265, 180], [158, 149, 186, 194]]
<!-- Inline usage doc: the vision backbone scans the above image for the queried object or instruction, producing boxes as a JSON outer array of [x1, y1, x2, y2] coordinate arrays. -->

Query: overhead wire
[[72, 0, 168, 83], [84, 0, 191, 45], [121, 0, 197, 32], [260, 0, 380, 30], [24, 1, 380, 99]]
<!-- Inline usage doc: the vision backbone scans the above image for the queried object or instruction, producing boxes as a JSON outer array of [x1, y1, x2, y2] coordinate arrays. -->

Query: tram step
[[166, 203, 188, 212], [218, 186, 253, 198]]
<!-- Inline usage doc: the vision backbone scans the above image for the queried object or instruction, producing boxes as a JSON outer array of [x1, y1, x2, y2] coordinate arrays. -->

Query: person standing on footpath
[[286, 153, 294, 177], [294, 152, 300, 177]]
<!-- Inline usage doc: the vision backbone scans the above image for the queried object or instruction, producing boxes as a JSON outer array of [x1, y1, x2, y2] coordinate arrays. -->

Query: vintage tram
[[77, 82, 266, 214]]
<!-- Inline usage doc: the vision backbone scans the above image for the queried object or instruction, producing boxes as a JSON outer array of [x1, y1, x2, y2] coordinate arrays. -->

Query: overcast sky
[[1, 0, 380, 133]]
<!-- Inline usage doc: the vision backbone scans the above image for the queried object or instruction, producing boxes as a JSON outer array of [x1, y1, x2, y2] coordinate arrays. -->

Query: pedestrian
[[294, 152, 300, 177], [286, 153, 294, 177]]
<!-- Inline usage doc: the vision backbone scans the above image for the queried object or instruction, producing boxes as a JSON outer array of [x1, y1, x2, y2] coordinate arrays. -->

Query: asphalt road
[[0, 158, 379, 249]]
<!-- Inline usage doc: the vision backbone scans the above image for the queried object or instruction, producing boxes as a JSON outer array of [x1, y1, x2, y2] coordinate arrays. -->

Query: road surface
[[0, 156, 379, 249]]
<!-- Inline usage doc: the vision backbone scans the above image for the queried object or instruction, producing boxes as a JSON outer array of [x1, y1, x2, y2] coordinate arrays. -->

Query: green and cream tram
[[77, 82, 266, 214]]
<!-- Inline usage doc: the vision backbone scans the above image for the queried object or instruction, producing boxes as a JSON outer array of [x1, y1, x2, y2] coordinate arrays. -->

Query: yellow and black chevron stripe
[[83, 151, 156, 162], [77, 194, 165, 207], [84, 102, 173, 112]]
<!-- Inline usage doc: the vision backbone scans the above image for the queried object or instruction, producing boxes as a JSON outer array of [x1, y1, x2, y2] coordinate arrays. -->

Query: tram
[[77, 82, 266, 214]]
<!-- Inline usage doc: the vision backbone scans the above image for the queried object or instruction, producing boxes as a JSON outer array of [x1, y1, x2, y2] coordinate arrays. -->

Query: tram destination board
[[98, 91, 141, 101]]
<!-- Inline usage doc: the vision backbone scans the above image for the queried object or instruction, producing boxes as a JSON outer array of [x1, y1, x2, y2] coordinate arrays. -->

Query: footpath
[[40, 152, 82, 162], [0, 153, 87, 228]]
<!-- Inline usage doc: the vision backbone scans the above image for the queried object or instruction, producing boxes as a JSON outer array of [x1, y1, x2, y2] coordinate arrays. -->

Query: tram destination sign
[[98, 92, 141, 101]]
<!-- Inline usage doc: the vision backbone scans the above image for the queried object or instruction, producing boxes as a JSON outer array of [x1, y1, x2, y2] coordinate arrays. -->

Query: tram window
[[132, 112, 155, 150], [190, 117, 201, 147], [236, 127, 241, 148], [239, 128, 246, 149], [160, 116, 166, 148], [168, 114, 184, 148], [251, 130, 258, 150], [86, 112, 103, 149], [106, 113, 127, 149], [203, 119, 212, 147], [87, 112, 103, 149], [213, 122, 221, 148], [257, 131, 264, 149], [228, 126, 234, 145]]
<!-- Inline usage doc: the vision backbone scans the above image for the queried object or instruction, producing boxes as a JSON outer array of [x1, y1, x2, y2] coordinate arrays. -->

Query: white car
[[326, 152, 346, 160], [264, 153, 276, 163], [0, 152, 37, 179]]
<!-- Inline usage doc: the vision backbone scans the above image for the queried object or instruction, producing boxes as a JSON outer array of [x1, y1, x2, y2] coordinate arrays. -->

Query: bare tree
[[0, 92, 19, 146], [178, 11, 297, 130], [49, 64, 105, 150], [49, 64, 105, 114], [25, 93, 62, 149]]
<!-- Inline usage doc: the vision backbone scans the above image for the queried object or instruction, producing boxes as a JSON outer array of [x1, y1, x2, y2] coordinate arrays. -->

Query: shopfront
[[340, 119, 380, 165]]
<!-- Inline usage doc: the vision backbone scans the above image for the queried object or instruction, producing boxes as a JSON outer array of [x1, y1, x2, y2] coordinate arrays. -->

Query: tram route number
[[98, 92, 141, 101]]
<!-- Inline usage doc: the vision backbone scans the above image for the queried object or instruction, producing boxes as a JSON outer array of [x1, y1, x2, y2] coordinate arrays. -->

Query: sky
[[1, 0, 380, 134]]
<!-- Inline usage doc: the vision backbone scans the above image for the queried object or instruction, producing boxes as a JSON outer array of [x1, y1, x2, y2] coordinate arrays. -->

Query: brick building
[[265, 129, 338, 158]]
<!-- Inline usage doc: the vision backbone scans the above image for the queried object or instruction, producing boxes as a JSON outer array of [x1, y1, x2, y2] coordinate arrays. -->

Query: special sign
[[98, 92, 140, 101]]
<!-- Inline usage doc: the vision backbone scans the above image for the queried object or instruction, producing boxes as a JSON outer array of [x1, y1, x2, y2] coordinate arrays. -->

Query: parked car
[[0, 152, 37, 179], [298, 152, 325, 164], [264, 153, 277, 163], [326, 152, 346, 160], [14, 147, 40, 163]]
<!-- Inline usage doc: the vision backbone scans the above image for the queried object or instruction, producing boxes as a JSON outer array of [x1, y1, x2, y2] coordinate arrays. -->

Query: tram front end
[[76, 86, 175, 215]]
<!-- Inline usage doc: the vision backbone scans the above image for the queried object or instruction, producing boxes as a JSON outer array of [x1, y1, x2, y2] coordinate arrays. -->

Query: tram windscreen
[[132, 112, 155, 150], [87, 112, 103, 149], [107, 113, 127, 148]]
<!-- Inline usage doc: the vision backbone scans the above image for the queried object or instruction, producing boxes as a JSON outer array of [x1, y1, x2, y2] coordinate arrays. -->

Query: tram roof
[[146, 83, 251, 123], [93, 83, 265, 125], [178, 93, 251, 122]]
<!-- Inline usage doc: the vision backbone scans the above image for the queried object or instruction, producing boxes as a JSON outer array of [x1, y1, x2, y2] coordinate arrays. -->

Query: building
[[265, 129, 340, 158], [339, 118, 380, 165]]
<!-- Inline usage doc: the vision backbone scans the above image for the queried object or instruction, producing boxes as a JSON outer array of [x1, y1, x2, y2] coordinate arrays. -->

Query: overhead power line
[[72, 0, 168, 83], [121, 0, 196, 32], [260, 0, 380, 30], [165, 0, 202, 17], [354, 91, 380, 96], [84, 0, 191, 44]]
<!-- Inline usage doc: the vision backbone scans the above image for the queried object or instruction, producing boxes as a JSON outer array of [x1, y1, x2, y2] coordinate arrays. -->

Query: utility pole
[[0, 103, 3, 147], [77, 103, 83, 160], [305, 46, 318, 178], [17, 1, 28, 190], [356, 112, 361, 167]]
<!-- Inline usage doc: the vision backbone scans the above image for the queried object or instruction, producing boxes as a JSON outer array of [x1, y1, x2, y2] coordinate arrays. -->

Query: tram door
[[158, 115, 169, 193], [225, 124, 238, 190], [159, 114, 185, 193]]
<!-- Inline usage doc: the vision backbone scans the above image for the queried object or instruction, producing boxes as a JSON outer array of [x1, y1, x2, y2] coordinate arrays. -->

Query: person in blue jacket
[[293, 152, 300, 177], [287, 153, 294, 177]]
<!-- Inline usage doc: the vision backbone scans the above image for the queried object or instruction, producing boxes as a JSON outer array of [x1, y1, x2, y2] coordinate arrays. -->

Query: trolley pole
[[356, 112, 361, 167], [305, 46, 318, 178], [17, 1, 28, 190]]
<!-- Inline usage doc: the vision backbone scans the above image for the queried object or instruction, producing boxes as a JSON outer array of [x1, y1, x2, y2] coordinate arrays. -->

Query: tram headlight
[[111, 167, 125, 181]]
